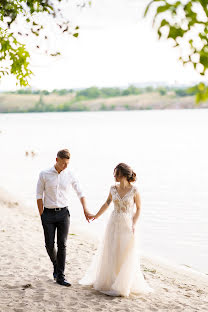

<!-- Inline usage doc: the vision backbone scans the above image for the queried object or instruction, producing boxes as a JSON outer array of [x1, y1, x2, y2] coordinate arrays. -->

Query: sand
[[0, 189, 208, 312]]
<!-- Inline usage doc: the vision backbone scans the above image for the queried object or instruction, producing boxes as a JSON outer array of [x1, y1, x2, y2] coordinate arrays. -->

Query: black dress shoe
[[56, 278, 71, 287]]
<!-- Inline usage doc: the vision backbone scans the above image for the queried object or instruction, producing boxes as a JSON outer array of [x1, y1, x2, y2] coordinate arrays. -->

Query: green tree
[[145, 86, 154, 93], [17, 88, 32, 94], [145, 0, 208, 102], [76, 86, 101, 99], [100, 87, 121, 97], [42, 90, 50, 96], [157, 87, 167, 96], [122, 85, 142, 96], [0, 1, 90, 86], [55, 89, 74, 96], [174, 88, 189, 97]]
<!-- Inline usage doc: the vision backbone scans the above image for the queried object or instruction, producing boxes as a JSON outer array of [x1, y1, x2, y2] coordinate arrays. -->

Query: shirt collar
[[50, 166, 59, 173], [50, 165, 67, 175]]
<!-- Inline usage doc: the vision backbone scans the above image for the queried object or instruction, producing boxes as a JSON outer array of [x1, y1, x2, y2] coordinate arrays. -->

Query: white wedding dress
[[79, 185, 153, 297]]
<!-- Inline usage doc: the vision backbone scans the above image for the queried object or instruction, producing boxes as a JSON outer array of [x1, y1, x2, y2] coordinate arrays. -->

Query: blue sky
[[0, 0, 206, 91]]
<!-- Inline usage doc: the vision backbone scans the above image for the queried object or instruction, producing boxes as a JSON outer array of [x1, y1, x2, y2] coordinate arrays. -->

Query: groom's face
[[56, 157, 70, 171]]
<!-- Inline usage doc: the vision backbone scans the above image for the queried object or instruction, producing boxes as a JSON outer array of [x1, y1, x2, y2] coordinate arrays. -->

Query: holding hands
[[84, 211, 95, 222], [84, 193, 112, 223]]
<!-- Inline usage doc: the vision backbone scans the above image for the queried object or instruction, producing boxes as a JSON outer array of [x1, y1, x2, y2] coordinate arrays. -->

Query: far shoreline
[[1, 106, 208, 115], [1, 90, 208, 113]]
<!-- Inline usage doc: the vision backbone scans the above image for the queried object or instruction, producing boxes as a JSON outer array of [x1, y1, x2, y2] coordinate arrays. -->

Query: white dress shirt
[[36, 166, 84, 208]]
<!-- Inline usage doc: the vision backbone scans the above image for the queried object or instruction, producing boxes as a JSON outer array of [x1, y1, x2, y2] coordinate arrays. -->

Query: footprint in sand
[[4, 284, 19, 289], [197, 289, 205, 294], [79, 304, 89, 308], [33, 294, 44, 301], [21, 283, 32, 290]]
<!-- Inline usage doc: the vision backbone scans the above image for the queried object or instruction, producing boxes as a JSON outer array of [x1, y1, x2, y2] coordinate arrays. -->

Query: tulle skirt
[[79, 211, 153, 297]]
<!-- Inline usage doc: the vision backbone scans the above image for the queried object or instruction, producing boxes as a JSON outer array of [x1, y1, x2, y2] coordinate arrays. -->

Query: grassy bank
[[0, 91, 207, 113]]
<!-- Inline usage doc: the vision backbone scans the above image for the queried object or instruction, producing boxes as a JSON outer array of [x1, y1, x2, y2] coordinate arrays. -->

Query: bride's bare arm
[[132, 191, 141, 231], [93, 192, 112, 220]]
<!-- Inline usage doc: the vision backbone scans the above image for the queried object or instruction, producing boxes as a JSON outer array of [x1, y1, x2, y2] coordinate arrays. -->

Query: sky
[[0, 0, 207, 91]]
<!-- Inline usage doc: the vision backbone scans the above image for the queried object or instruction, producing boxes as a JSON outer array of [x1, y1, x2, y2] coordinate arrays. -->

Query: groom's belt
[[44, 206, 68, 212]]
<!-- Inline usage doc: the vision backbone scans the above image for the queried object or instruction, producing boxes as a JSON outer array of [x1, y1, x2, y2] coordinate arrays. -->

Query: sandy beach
[[0, 189, 208, 312]]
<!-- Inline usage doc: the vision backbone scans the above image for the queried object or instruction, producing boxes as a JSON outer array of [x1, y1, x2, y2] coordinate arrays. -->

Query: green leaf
[[199, 54, 208, 68], [160, 19, 169, 27], [157, 4, 171, 14], [168, 25, 185, 40]]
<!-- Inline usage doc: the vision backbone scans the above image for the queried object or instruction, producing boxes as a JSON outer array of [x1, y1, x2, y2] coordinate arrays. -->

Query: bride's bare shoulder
[[110, 185, 116, 193], [133, 184, 139, 194]]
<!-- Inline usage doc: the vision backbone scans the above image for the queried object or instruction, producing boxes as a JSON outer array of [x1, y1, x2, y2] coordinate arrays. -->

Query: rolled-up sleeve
[[36, 172, 45, 200], [71, 174, 85, 199]]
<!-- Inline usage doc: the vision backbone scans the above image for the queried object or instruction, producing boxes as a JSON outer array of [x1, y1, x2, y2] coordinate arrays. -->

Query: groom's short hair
[[57, 149, 70, 159]]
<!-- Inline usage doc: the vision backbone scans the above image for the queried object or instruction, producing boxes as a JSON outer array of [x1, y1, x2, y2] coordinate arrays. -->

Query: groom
[[36, 149, 92, 286]]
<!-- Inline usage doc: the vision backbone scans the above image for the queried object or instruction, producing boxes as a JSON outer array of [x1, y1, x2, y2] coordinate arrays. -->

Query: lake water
[[0, 110, 208, 274]]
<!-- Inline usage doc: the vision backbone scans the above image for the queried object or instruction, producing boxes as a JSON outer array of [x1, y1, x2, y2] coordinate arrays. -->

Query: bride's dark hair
[[114, 163, 136, 183]]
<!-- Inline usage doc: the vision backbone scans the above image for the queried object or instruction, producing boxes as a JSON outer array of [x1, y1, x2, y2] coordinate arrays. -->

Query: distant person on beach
[[36, 149, 92, 287], [80, 163, 153, 297]]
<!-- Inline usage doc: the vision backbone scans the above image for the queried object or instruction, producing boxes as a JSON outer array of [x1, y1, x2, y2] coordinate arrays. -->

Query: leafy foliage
[[0, 0, 90, 86], [0, 29, 32, 86], [144, 0, 208, 102]]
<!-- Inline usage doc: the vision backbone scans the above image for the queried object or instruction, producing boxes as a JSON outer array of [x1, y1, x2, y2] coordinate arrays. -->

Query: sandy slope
[[0, 191, 208, 312]]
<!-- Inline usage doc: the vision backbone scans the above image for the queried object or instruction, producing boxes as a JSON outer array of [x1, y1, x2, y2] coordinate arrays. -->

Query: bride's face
[[114, 169, 120, 182], [114, 169, 126, 183]]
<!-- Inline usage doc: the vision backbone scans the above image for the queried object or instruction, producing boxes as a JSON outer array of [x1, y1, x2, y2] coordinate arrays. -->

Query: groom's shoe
[[56, 278, 71, 287]]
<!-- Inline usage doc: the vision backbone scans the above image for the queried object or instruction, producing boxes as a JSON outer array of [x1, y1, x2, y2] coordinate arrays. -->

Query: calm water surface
[[0, 110, 207, 273]]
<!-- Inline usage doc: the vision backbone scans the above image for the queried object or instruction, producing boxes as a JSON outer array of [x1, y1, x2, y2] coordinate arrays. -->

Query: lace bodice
[[110, 185, 138, 215]]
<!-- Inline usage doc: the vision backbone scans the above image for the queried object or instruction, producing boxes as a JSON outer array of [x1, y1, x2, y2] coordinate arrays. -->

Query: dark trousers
[[41, 207, 70, 280]]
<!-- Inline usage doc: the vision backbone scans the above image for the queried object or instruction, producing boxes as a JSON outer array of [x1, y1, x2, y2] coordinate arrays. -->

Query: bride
[[79, 163, 153, 297]]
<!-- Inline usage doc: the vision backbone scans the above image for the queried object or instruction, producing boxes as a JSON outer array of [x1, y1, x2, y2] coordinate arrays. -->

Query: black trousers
[[41, 207, 70, 280]]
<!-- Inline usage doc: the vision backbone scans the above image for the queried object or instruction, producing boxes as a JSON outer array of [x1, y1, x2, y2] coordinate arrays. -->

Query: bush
[[17, 89, 32, 94], [100, 87, 121, 97], [76, 87, 101, 99], [122, 85, 142, 96], [144, 86, 154, 93], [157, 87, 167, 96], [175, 88, 189, 97]]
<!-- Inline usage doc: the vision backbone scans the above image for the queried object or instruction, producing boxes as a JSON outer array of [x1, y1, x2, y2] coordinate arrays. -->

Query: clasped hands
[[84, 211, 97, 223]]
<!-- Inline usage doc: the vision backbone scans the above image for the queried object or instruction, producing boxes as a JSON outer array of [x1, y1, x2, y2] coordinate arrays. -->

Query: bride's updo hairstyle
[[114, 163, 137, 183]]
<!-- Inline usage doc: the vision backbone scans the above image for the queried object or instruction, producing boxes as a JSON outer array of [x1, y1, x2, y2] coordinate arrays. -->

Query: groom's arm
[[80, 196, 93, 223], [70, 173, 92, 222], [36, 172, 45, 216], [37, 199, 44, 216]]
